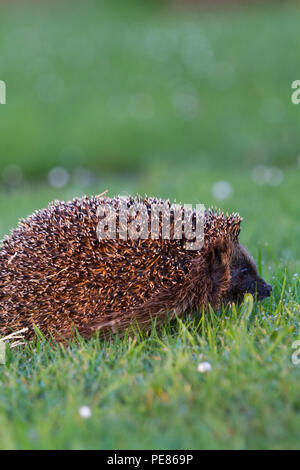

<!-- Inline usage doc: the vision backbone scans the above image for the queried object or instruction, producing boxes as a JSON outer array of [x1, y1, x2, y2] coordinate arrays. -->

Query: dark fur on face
[[225, 242, 272, 303]]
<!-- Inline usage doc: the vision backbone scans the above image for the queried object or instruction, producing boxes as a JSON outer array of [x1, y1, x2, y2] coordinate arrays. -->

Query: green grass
[[1, 288, 300, 450], [0, 0, 300, 450]]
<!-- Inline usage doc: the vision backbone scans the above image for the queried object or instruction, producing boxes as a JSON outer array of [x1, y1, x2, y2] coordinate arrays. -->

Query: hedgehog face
[[226, 243, 272, 303]]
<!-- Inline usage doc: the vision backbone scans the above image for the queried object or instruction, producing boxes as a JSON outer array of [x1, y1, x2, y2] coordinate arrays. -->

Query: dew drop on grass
[[48, 167, 70, 188], [79, 406, 92, 419], [212, 181, 233, 200], [197, 361, 212, 373]]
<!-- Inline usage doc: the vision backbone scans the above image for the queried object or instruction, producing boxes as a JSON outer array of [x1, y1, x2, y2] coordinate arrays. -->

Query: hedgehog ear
[[209, 238, 233, 270]]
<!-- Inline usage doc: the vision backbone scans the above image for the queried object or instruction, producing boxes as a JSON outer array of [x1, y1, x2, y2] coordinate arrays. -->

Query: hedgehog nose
[[266, 284, 272, 296]]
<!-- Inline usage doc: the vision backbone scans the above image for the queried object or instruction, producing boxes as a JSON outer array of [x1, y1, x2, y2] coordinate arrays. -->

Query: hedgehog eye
[[240, 267, 248, 275]]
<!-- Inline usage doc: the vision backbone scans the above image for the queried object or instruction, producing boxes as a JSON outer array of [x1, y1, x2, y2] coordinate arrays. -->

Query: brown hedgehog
[[0, 194, 272, 341]]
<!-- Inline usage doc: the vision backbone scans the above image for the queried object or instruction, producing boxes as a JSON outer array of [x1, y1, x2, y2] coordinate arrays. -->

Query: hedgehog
[[0, 194, 272, 341]]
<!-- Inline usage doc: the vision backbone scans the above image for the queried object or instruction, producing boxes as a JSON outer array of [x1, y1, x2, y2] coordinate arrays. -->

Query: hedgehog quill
[[0, 194, 272, 341]]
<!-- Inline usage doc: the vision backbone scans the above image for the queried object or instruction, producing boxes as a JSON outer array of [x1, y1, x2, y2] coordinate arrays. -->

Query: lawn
[[0, 0, 300, 450]]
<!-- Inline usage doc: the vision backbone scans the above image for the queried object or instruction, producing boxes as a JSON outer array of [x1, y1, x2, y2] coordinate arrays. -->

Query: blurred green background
[[0, 0, 300, 271]]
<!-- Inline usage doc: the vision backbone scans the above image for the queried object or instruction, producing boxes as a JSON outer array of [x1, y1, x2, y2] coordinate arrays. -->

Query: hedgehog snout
[[256, 278, 272, 300], [230, 275, 272, 302]]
